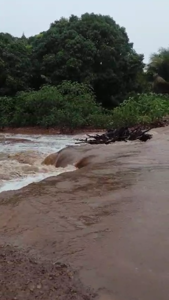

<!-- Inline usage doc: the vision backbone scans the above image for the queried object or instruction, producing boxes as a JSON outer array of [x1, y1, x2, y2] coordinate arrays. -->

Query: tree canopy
[[0, 33, 32, 96], [146, 48, 169, 82], [0, 13, 145, 108], [3, 13, 168, 130]]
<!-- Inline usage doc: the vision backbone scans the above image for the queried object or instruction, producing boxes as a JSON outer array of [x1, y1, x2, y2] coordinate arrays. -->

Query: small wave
[[0, 165, 76, 193], [0, 151, 51, 180], [0, 133, 77, 192], [0, 150, 76, 192], [0, 133, 76, 155]]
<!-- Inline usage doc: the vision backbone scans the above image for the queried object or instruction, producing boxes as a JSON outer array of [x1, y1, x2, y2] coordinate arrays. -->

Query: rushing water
[[0, 129, 162, 193], [1, 128, 169, 300], [0, 133, 77, 192]]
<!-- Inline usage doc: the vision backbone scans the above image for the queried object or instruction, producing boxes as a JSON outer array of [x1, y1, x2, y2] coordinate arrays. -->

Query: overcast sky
[[0, 0, 168, 62]]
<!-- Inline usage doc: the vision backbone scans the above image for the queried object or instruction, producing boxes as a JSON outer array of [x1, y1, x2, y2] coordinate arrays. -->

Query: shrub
[[0, 96, 16, 127], [112, 93, 169, 128], [0, 81, 112, 129]]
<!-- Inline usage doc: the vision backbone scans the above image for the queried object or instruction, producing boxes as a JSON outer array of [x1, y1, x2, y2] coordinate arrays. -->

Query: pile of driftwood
[[76, 127, 153, 145]]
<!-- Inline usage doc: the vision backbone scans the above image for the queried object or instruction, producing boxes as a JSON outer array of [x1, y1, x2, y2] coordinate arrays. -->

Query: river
[[0, 132, 77, 192]]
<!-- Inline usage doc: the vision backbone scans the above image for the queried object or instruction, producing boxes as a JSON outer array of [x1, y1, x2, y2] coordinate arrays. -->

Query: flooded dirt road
[[0, 127, 169, 299]]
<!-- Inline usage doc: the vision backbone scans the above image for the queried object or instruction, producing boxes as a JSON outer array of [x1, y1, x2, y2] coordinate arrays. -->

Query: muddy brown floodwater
[[0, 127, 169, 299]]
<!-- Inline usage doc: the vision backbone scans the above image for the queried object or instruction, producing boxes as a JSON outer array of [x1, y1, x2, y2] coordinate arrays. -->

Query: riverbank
[[0, 127, 105, 135], [0, 126, 169, 299], [1, 116, 169, 136]]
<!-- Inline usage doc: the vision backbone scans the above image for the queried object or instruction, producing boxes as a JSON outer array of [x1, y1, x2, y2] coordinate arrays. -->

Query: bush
[[0, 96, 16, 127], [0, 81, 112, 129], [112, 93, 169, 128]]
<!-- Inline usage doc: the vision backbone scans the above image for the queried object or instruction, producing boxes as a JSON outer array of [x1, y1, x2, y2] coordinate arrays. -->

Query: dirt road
[[0, 127, 169, 299]]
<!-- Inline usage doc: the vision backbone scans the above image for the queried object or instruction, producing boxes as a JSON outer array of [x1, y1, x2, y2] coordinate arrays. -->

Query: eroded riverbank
[[0, 127, 169, 299]]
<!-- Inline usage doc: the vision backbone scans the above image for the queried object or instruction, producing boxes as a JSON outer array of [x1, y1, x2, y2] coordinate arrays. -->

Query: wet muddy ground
[[0, 127, 169, 299], [0, 245, 95, 300]]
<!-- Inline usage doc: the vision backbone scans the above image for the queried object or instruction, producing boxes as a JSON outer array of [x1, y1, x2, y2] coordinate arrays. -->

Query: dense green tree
[[0, 33, 32, 96], [146, 48, 169, 82], [0, 13, 145, 111], [30, 13, 145, 107]]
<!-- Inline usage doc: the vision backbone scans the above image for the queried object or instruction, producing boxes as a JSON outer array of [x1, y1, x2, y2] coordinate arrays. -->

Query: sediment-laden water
[[0, 133, 77, 192], [0, 127, 169, 300]]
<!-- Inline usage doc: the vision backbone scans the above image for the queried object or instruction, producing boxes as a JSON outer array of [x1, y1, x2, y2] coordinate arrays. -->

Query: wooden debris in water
[[76, 127, 153, 145]]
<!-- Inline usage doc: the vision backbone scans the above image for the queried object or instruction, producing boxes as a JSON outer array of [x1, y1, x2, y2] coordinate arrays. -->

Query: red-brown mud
[[0, 127, 169, 299], [1, 116, 169, 136], [0, 245, 95, 300], [0, 127, 105, 135]]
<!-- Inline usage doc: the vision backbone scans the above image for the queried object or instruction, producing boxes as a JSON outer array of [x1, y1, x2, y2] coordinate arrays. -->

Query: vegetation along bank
[[1, 13, 169, 131]]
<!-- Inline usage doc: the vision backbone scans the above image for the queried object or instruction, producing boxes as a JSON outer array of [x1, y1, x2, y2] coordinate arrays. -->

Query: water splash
[[0, 133, 77, 192]]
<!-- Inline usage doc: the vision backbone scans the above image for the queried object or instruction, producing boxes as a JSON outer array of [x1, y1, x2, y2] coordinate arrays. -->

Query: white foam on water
[[0, 165, 76, 193], [0, 133, 76, 154], [0, 133, 79, 193]]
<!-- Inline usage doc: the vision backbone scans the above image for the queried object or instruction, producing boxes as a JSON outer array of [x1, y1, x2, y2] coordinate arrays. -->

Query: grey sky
[[0, 0, 168, 62]]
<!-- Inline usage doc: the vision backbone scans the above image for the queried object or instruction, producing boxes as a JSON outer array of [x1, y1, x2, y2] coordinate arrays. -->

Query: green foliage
[[0, 33, 32, 96], [0, 81, 111, 129], [28, 13, 145, 107], [0, 13, 158, 130], [146, 47, 169, 82], [112, 93, 169, 128], [0, 96, 16, 127]]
